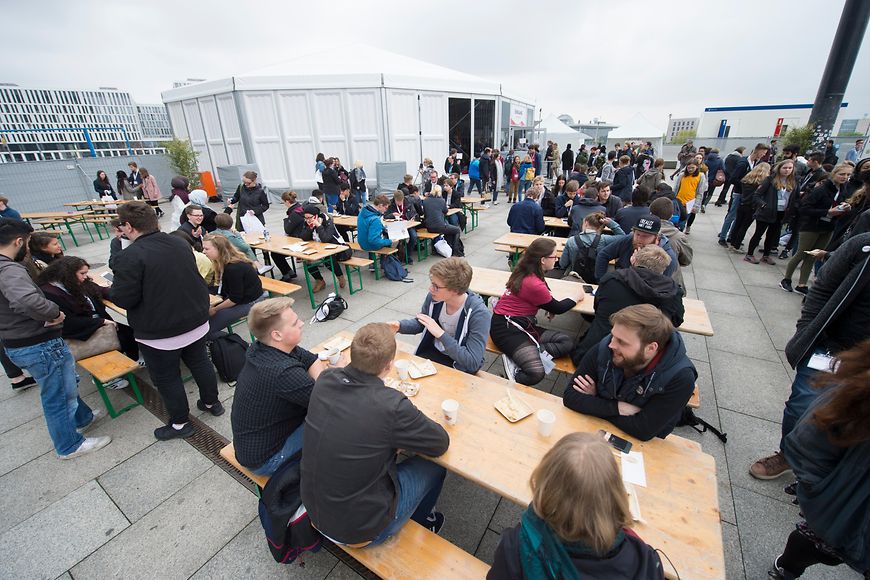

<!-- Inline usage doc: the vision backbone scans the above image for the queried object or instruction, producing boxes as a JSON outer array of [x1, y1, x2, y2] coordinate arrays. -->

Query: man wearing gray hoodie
[[649, 197, 693, 289]]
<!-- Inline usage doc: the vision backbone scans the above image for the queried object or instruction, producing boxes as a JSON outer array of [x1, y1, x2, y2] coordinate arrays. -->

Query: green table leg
[[63, 220, 80, 247], [302, 263, 317, 309]]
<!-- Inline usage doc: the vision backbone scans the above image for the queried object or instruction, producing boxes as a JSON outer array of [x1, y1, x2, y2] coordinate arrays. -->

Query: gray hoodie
[[0, 256, 61, 347]]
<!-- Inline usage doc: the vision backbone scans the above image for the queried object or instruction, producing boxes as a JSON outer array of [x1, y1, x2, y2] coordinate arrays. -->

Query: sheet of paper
[[621, 451, 647, 488], [685, 199, 695, 214], [386, 220, 410, 241]]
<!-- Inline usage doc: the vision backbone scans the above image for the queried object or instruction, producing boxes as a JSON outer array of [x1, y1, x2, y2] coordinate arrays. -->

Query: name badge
[[807, 352, 836, 373]]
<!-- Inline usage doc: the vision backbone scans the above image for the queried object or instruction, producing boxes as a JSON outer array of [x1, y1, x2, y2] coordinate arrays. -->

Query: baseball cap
[[633, 215, 661, 234]]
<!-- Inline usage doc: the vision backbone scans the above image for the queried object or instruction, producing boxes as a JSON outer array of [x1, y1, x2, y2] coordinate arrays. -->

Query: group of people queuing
[[93, 161, 164, 216]]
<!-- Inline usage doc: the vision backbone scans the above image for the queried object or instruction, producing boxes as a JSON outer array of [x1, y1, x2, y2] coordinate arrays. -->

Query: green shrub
[[163, 138, 201, 188]]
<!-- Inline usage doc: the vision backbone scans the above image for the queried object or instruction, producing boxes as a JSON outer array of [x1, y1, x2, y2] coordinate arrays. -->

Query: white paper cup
[[536, 409, 556, 437], [395, 359, 410, 380], [441, 399, 459, 425], [327, 348, 340, 365]]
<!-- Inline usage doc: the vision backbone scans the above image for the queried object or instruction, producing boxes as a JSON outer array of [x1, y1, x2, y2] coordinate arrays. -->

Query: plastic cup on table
[[441, 399, 459, 425], [394, 359, 410, 380], [536, 409, 556, 437]]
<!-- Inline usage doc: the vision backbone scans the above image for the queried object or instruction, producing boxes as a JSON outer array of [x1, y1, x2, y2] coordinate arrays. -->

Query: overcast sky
[[4, 0, 869, 130]]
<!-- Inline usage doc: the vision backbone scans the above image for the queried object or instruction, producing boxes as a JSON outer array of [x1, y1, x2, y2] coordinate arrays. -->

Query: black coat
[[751, 176, 798, 223], [797, 180, 839, 232], [40, 282, 111, 341], [321, 167, 341, 196], [231, 184, 270, 228], [561, 148, 575, 171], [387, 199, 418, 221], [335, 195, 360, 216], [611, 166, 635, 203], [723, 151, 742, 181], [284, 203, 306, 237]]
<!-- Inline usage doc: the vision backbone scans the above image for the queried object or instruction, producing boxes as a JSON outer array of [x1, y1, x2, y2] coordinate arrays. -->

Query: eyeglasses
[[429, 280, 448, 291]]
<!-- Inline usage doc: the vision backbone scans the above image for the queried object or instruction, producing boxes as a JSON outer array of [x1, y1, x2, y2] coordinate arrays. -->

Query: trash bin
[[198, 171, 220, 202]]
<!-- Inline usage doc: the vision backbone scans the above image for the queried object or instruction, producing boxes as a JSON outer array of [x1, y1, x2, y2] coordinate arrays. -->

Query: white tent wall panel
[[216, 94, 246, 165], [198, 97, 229, 172], [419, 93, 447, 168], [182, 100, 213, 175], [275, 91, 318, 189], [240, 92, 288, 187], [311, 91, 349, 167], [166, 102, 188, 140], [346, 90, 383, 180], [386, 89, 422, 173]]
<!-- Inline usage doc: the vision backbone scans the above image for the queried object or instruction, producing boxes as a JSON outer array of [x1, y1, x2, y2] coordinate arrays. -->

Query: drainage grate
[[124, 372, 379, 579]]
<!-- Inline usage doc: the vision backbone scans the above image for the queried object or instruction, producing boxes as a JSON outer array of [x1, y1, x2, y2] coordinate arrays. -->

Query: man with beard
[[596, 180, 623, 218], [562, 304, 697, 441], [594, 215, 679, 280], [0, 218, 112, 459]]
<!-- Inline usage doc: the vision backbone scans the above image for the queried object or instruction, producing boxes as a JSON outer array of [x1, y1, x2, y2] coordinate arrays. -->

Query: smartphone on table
[[582, 284, 594, 294], [599, 429, 632, 454]]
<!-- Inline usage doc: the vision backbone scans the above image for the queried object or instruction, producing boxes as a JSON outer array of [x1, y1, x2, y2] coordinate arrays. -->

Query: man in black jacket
[[718, 143, 769, 245], [479, 148, 492, 195], [571, 245, 685, 365], [561, 144, 575, 175], [110, 202, 221, 441], [563, 304, 696, 441], [301, 323, 450, 545], [750, 233, 870, 479], [611, 155, 635, 203], [779, 152, 828, 258], [231, 298, 345, 476]]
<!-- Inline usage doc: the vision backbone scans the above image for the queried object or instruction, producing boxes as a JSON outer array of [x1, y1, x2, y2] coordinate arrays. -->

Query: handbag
[[433, 235, 453, 258], [66, 323, 121, 361]]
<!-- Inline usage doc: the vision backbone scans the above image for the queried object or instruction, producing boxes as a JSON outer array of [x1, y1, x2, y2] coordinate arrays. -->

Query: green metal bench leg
[[371, 254, 381, 280], [344, 264, 363, 295], [63, 221, 80, 247], [93, 372, 143, 418], [302, 263, 317, 309]]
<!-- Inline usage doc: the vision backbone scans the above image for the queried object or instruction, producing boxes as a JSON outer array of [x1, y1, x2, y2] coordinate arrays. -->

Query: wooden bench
[[76, 350, 144, 418], [219, 443, 490, 579], [339, 256, 374, 294], [259, 276, 301, 297], [415, 229, 441, 261], [348, 241, 398, 280]]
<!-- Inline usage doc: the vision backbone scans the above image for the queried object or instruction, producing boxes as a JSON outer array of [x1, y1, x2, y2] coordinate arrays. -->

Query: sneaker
[[729, 246, 743, 254], [700, 205, 706, 213], [779, 279, 793, 293], [743, 255, 759, 264], [154, 423, 194, 441], [749, 451, 792, 480], [783, 480, 798, 496], [794, 285, 809, 296], [78, 409, 105, 433], [778, 250, 789, 260], [717, 239, 728, 247], [402, 277, 415, 283], [493, 201, 500, 205], [768, 555, 798, 579], [502, 354, 518, 381], [760, 256, 776, 265], [104, 378, 129, 390], [11, 376, 37, 391], [197, 399, 225, 417], [281, 271, 298, 281], [257, 264, 275, 275], [684, 227, 691, 235], [424, 511, 445, 535], [59, 435, 112, 459]]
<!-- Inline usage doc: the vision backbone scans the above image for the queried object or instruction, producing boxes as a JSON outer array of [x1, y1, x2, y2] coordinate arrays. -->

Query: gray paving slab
[[437, 471, 502, 554], [681, 331, 709, 363], [0, 415, 53, 477], [708, 348, 792, 423], [676, 424, 735, 525], [98, 439, 213, 522], [732, 262, 788, 289], [0, 402, 160, 535], [721, 521, 745, 580], [0, 384, 45, 435], [720, 408, 792, 503], [191, 518, 338, 579], [705, 311, 781, 362], [71, 466, 257, 580], [0, 480, 129, 580], [324, 562, 366, 579], [732, 486, 861, 580], [697, 288, 759, 318], [475, 529, 502, 566], [55, 573, 72, 580], [693, 269, 750, 296], [197, 395, 234, 439]]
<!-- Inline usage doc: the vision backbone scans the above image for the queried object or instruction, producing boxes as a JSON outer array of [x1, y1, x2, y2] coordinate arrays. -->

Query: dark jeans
[[369, 457, 446, 545], [138, 334, 219, 425], [780, 349, 825, 450], [0, 340, 24, 379], [269, 253, 296, 277], [115, 323, 139, 361], [308, 253, 348, 281], [728, 204, 756, 248], [746, 212, 784, 256], [777, 529, 843, 577], [702, 182, 717, 206], [468, 178, 483, 195], [715, 182, 732, 205]]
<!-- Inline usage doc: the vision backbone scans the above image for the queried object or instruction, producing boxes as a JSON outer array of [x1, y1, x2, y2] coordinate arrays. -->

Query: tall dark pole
[[808, 0, 870, 149]]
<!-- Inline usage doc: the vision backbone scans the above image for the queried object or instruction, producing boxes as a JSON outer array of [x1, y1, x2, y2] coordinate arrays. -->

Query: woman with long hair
[[116, 170, 141, 201], [201, 234, 266, 339], [770, 339, 870, 579], [139, 168, 164, 217], [38, 256, 138, 366], [673, 161, 707, 234], [557, 211, 625, 280], [727, 162, 771, 252], [490, 238, 583, 385], [780, 163, 854, 295], [508, 156, 521, 203], [314, 152, 326, 190], [27, 231, 64, 273], [743, 159, 796, 264], [548, 175, 568, 219], [488, 433, 664, 579], [826, 158, 870, 253], [93, 171, 115, 199]]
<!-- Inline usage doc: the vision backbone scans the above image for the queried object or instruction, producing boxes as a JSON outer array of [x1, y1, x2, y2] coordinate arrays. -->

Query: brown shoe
[[749, 451, 792, 480], [312, 279, 326, 293], [338, 275, 346, 289], [760, 256, 776, 265]]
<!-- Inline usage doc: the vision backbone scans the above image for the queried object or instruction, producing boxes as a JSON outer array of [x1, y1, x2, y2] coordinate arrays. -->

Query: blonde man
[[301, 323, 450, 546], [388, 258, 491, 374]]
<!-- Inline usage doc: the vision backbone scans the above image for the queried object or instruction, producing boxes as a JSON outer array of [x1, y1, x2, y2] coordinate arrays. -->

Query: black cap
[[633, 215, 661, 234], [302, 203, 321, 216]]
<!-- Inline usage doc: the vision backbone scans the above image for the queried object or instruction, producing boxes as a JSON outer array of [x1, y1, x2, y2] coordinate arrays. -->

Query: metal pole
[[808, 0, 870, 149]]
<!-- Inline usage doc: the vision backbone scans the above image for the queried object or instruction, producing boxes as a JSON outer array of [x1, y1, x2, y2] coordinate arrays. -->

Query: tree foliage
[[163, 138, 201, 188], [781, 124, 815, 155], [671, 129, 697, 144]]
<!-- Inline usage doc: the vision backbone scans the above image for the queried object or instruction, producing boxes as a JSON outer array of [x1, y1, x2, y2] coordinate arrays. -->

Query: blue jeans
[[718, 193, 741, 242], [369, 457, 446, 545], [779, 348, 825, 450], [6, 338, 91, 456], [405, 227, 419, 261], [252, 424, 305, 476], [468, 178, 483, 195], [325, 193, 339, 213]]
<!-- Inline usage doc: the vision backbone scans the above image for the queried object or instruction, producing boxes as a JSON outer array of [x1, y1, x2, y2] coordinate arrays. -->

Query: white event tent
[[606, 113, 665, 156], [536, 114, 593, 152], [161, 44, 535, 189]]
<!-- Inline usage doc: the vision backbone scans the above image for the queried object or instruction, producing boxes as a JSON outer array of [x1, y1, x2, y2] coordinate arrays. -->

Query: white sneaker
[[493, 201, 500, 205], [501, 354, 518, 380], [257, 264, 274, 275], [59, 436, 112, 460], [104, 378, 129, 390], [402, 277, 415, 283], [78, 409, 105, 433]]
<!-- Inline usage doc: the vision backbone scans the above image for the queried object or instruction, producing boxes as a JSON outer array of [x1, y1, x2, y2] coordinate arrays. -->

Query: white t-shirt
[[434, 296, 466, 353]]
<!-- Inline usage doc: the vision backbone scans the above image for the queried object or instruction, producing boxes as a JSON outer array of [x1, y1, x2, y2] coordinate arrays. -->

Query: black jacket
[[180, 205, 218, 233], [612, 166, 635, 203], [561, 148, 575, 171], [568, 199, 607, 235], [40, 282, 112, 341], [321, 167, 341, 196], [109, 231, 210, 339], [422, 196, 450, 231], [600, 194, 623, 218], [751, 177, 798, 224], [730, 157, 752, 193], [300, 365, 449, 544], [797, 180, 839, 232], [284, 203, 306, 237], [217, 261, 263, 305], [554, 193, 575, 218], [335, 195, 360, 216], [723, 151, 742, 181], [540, 189, 556, 217], [571, 268, 685, 365], [231, 184, 270, 225], [614, 205, 652, 232]]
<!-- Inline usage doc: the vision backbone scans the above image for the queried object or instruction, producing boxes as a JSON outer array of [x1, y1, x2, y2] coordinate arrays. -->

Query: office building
[[667, 117, 698, 141]]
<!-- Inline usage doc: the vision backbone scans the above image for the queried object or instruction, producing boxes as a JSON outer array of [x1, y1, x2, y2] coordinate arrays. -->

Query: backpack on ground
[[571, 233, 601, 283], [310, 292, 348, 322], [677, 407, 728, 443], [258, 453, 323, 564], [207, 332, 249, 383], [381, 253, 409, 280]]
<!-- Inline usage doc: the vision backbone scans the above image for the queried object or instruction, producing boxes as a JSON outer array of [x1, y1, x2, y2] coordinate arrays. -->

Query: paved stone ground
[[0, 194, 861, 580]]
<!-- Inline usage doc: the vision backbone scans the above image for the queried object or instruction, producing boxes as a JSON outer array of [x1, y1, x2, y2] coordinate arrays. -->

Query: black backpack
[[207, 332, 249, 383], [677, 407, 728, 443], [258, 453, 323, 564], [571, 233, 601, 283], [381, 254, 408, 281], [310, 293, 348, 322]]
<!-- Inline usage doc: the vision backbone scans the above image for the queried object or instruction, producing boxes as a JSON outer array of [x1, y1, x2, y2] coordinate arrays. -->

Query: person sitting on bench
[[299, 204, 352, 292], [201, 234, 266, 339], [388, 258, 491, 374], [301, 323, 450, 546], [488, 432, 664, 579], [212, 213, 273, 275], [563, 304, 696, 441], [231, 298, 345, 476]]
